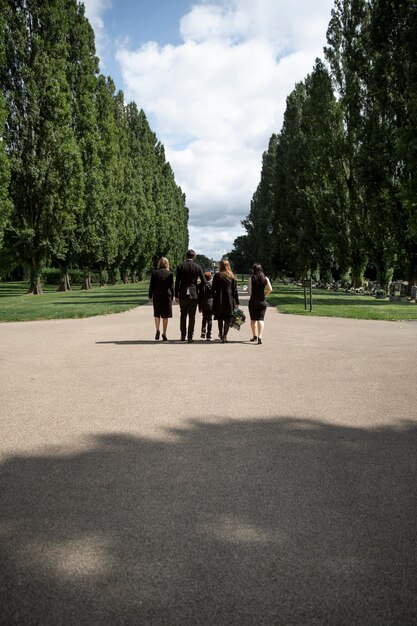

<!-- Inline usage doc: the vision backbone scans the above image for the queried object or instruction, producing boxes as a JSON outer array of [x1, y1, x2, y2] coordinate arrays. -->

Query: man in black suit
[[175, 249, 207, 343]]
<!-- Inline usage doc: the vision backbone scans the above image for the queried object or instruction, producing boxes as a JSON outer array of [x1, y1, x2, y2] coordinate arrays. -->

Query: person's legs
[[257, 321, 264, 339], [250, 319, 257, 339], [154, 316, 161, 340], [179, 296, 188, 339], [218, 319, 224, 339], [162, 317, 168, 339], [201, 311, 207, 338], [187, 299, 198, 340], [206, 313, 213, 339], [223, 321, 230, 342]]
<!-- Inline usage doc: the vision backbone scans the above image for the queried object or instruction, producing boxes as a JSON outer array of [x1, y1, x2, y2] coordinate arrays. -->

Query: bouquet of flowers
[[231, 307, 246, 330]]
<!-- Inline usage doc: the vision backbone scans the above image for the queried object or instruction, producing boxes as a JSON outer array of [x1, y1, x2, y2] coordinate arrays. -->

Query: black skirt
[[249, 298, 267, 321], [153, 295, 172, 318]]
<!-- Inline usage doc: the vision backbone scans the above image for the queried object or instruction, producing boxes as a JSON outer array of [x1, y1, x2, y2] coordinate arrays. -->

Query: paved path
[[1, 298, 417, 625]]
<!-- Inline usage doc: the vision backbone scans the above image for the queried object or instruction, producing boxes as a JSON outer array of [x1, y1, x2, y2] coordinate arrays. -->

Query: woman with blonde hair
[[212, 259, 239, 343], [148, 257, 174, 341]]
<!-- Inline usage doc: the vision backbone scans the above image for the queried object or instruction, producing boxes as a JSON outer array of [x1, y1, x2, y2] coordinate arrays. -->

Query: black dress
[[212, 274, 239, 321], [249, 276, 267, 321], [148, 268, 174, 318]]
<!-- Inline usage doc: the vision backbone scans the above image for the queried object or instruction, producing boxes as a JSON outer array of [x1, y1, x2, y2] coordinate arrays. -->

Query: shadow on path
[[1, 417, 416, 625], [96, 339, 251, 346]]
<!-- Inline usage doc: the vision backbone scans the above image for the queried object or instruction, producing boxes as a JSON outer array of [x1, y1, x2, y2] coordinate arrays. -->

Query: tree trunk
[[27, 263, 43, 295], [120, 266, 129, 285], [350, 261, 366, 288], [376, 263, 393, 291], [57, 268, 71, 292], [81, 272, 92, 290]]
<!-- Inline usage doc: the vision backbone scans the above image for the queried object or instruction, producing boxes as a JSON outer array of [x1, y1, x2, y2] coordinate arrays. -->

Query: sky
[[83, 0, 335, 261]]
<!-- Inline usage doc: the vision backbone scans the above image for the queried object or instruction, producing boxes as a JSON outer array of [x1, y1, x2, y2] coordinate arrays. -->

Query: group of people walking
[[148, 249, 272, 344]]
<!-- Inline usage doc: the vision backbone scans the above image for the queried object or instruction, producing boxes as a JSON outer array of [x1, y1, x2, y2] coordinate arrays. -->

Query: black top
[[250, 276, 267, 302], [212, 273, 239, 320], [148, 268, 174, 299], [175, 259, 206, 299], [198, 280, 213, 312]]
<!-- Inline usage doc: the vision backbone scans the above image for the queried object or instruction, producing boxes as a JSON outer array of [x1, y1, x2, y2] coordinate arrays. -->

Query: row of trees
[[229, 0, 417, 289], [0, 0, 189, 293]]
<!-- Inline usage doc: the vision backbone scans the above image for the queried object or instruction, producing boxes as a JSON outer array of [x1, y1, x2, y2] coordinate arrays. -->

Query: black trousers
[[201, 311, 213, 337], [179, 296, 198, 339]]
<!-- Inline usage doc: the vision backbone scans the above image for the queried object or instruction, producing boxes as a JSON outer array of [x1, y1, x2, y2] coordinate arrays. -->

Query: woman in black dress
[[148, 257, 174, 341], [248, 263, 272, 344], [212, 259, 239, 343]]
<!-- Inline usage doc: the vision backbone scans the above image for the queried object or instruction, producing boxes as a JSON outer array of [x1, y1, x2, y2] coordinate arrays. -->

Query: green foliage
[[236, 0, 417, 293], [243, 134, 278, 275], [0, 10, 11, 249], [195, 254, 213, 269], [227, 236, 255, 274], [2, 0, 84, 292], [0, 281, 150, 321], [0, 0, 189, 294]]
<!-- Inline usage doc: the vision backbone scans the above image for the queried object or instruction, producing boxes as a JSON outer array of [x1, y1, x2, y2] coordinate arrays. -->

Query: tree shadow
[[1, 417, 416, 624], [0, 284, 28, 297], [269, 294, 392, 307], [56, 298, 150, 307]]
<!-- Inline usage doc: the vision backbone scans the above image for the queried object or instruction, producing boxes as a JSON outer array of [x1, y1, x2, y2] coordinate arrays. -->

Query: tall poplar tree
[[110, 89, 136, 283], [300, 59, 349, 279], [325, 0, 370, 286], [390, 0, 417, 286], [57, 0, 100, 291], [0, 7, 11, 250], [357, 0, 401, 287], [125, 104, 156, 278], [275, 83, 310, 277], [89, 75, 120, 285], [245, 134, 278, 275], [2, 0, 83, 293]]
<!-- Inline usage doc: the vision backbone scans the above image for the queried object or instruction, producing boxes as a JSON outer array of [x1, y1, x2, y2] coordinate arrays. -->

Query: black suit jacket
[[148, 268, 174, 299], [175, 259, 206, 299]]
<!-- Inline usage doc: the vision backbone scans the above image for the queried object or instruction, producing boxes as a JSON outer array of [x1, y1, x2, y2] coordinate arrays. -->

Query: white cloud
[[116, 0, 334, 260]]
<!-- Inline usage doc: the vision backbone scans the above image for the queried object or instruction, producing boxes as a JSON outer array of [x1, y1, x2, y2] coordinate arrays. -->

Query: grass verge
[[0, 281, 150, 322], [3, 280, 416, 323], [267, 284, 417, 321]]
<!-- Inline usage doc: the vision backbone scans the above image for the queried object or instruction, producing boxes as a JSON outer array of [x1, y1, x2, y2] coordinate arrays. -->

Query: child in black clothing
[[198, 271, 213, 340]]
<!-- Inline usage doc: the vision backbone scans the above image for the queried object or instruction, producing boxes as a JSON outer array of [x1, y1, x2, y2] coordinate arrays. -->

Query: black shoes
[[250, 336, 257, 342], [180, 336, 186, 341], [162, 334, 168, 341], [201, 331, 205, 339], [257, 338, 262, 344], [155, 330, 160, 340], [188, 338, 194, 343]]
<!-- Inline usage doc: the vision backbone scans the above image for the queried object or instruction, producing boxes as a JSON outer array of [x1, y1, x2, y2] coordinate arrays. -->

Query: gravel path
[[1, 297, 417, 625]]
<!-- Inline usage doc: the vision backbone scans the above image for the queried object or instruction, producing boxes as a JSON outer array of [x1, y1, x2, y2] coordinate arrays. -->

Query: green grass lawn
[[0, 281, 150, 322], [267, 283, 417, 321], [3, 280, 417, 323]]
